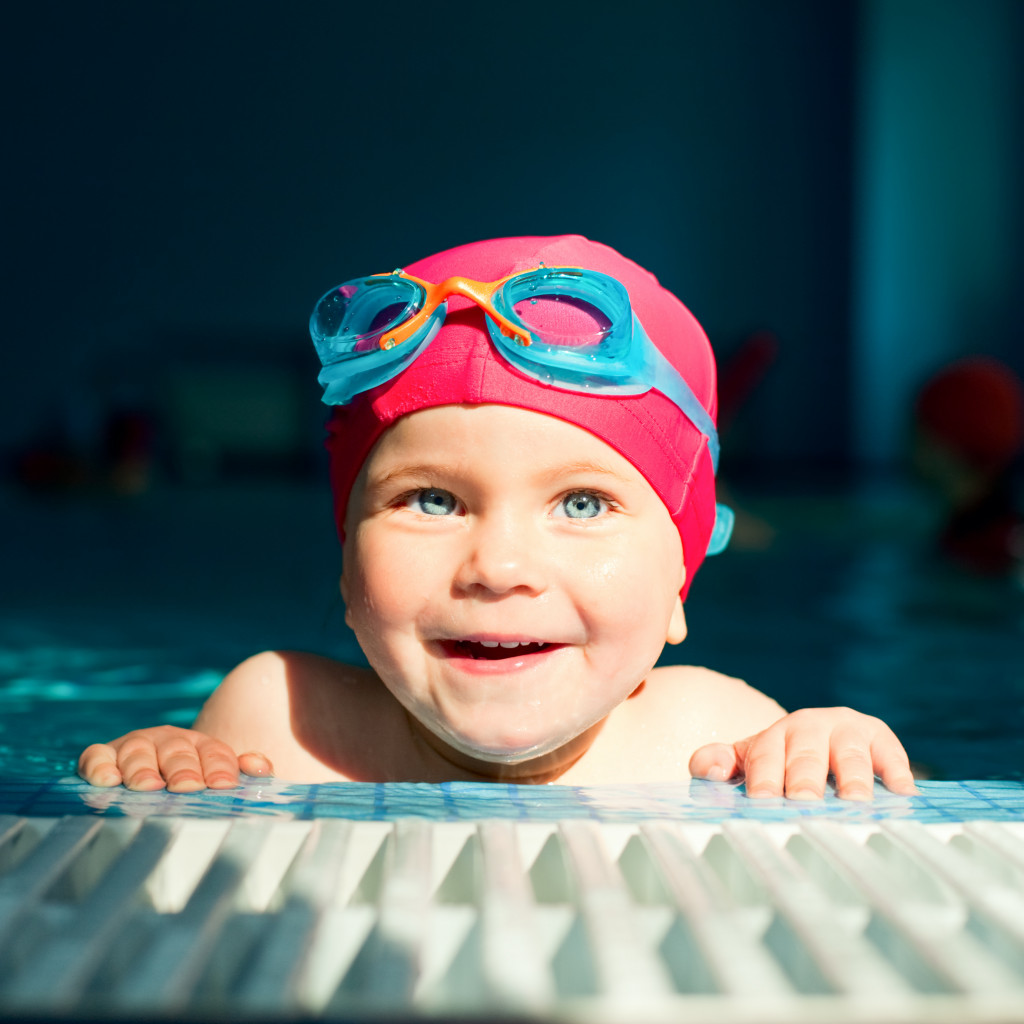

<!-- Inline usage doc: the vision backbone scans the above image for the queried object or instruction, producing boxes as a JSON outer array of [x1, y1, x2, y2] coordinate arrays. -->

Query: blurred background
[[4, 0, 1023, 474], [2, 0, 1022, 779]]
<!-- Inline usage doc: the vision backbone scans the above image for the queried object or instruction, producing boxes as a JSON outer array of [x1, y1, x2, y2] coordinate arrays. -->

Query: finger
[[782, 719, 833, 801], [689, 742, 742, 782], [113, 734, 170, 792], [77, 743, 125, 788], [740, 727, 787, 799], [153, 733, 210, 793], [238, 751, 274, 778], [195, 736, 244, 790], [871, 727, 919, 795], [827, 723, 876, 801]]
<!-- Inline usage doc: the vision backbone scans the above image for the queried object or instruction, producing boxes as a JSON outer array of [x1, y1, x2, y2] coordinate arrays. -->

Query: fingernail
[[706, 765, 727, 781], [206, 773, 239, 789], [839, 787, 872, 802], [787, 788, 820, 801]]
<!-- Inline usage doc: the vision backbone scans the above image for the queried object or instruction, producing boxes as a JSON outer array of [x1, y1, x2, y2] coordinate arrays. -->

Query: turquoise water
[[4, 776, 1024, 824], [2, 478, 1022, 782]]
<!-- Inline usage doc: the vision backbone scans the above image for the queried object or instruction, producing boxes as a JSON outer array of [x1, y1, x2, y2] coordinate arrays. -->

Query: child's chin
[[417, 704, 597, 769], [442, 727, 569, 766]]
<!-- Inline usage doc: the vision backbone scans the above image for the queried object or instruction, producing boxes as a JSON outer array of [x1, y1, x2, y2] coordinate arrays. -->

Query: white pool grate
[[2, 814, 1024, 1022]]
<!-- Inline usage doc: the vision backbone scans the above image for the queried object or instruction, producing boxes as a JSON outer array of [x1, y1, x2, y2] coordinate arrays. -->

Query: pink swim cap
[[324, 235, 719, 600]]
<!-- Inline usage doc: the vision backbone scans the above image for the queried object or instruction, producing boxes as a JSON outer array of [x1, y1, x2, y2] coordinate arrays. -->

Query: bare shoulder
[[194, 651, 387, 781], [210, 650, 367, 694], [564, 665, 786, 784], [196, 650, 366, 727], [637, 664, 786, 743]]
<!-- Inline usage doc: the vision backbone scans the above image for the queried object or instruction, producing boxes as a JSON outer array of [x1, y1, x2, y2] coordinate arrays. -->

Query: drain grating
[[1, 814, 1023, 1021]]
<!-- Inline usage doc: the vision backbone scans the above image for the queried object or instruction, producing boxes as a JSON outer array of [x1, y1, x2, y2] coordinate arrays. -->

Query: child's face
[[341, 403, 687, 777]]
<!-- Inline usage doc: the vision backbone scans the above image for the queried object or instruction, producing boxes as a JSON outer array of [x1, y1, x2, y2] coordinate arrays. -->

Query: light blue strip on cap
[[706, 503, 734, 556]]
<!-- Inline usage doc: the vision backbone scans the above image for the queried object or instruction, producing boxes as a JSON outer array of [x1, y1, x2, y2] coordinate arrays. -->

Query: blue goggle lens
[[311, 275, 444, 405], [311, 276, 425, 358], [489, 269, 651, 393], [498, 269, 618, 346]]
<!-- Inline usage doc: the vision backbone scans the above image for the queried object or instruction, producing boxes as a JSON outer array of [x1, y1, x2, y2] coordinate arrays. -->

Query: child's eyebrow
[[366, 463, 452, 491], [538, 459, 634, 485]]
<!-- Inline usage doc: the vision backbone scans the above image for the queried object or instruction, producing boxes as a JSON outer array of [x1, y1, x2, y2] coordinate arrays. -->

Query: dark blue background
[[4, 1, 1022, 473], [2, 2, 1022, 781]]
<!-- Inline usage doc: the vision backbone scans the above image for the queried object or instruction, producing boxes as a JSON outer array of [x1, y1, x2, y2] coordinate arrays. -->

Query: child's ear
[[666, 595, 687, 645]]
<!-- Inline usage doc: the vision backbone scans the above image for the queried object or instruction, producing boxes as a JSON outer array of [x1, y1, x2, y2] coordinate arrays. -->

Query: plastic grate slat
[[1, 815, 1023, 1022]]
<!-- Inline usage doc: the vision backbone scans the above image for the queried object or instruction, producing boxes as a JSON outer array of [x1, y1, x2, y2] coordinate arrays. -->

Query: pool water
[[1, 476, 1021, 783], [680, 480, 1024, 782]]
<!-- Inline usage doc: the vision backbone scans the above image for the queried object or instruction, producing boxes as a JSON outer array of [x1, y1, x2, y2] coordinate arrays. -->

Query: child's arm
[[76, 650, 381, 790], [77, 726, 272, 792], [76, 651, 295, 791], [689, 707, 918, 800]]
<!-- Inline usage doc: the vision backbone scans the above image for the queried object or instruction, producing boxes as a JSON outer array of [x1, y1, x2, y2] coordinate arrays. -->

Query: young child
[[78, 236, 917, 800]]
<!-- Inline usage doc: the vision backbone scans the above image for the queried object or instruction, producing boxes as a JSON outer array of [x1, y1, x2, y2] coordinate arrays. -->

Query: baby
[[78, 236, 916, 799]]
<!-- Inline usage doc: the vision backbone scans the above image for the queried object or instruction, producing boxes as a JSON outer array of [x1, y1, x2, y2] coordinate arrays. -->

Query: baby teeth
[[476, 640, 537, 649]]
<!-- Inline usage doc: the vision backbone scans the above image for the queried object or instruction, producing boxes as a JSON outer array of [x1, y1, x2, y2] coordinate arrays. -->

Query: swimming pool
[[3, 476, 1023, 1022], [1, 474, 1021, 783]]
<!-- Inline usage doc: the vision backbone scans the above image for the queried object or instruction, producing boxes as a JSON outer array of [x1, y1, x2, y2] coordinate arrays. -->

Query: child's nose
[[454, 513, 546, 596]]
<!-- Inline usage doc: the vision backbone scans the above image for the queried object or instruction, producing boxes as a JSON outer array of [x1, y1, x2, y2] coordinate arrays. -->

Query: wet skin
[[339, 403, 688, 778], [77, 404, 918, 798]]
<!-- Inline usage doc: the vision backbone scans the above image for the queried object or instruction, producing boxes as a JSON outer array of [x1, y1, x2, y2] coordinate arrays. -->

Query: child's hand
[[688, 707, 918, 801], [77, 725, 274, 792]]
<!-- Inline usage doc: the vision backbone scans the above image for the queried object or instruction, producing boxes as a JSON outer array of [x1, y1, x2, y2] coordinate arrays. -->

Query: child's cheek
[[344, 528, 430, 633], [573, 534, 682, 637]]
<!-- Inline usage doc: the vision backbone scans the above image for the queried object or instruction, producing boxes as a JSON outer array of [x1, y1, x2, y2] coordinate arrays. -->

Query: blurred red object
[[915, 357, 1024, 470], [914, 357, 1023, 574]]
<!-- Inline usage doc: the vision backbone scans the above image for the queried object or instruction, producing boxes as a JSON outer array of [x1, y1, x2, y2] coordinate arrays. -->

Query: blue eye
[[410, 489, 458, 516], [560, 492, 604, 519]]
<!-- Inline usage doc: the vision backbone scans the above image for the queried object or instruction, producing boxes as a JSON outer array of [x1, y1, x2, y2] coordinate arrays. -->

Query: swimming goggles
[[311, 266, 720, 464], [310, 265, 733, 554]]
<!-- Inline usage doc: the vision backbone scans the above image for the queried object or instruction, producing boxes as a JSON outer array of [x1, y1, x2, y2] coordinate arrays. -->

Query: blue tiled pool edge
[[2, 777, 1023, 824]]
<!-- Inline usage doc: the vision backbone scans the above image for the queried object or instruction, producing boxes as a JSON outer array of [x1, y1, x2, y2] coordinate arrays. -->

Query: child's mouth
[[444, 640, 556, 661]]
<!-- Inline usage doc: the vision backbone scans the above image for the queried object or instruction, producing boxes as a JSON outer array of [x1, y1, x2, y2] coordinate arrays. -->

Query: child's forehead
[[363, 404, 669, 505]]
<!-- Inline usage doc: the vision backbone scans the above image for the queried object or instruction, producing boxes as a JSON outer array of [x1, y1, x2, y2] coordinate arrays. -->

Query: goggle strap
[[646, 340, 720, 474]]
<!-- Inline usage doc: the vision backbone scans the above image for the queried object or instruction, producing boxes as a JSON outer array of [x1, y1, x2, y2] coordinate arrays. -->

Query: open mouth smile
[[441, 640, 561, 661]]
